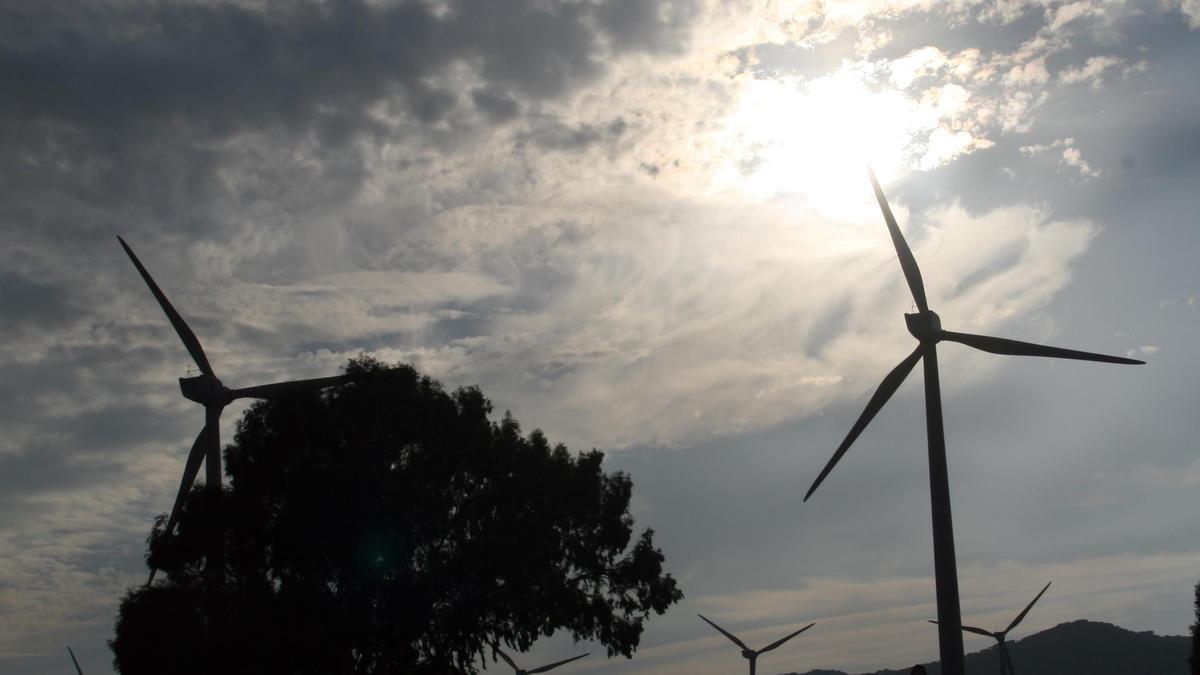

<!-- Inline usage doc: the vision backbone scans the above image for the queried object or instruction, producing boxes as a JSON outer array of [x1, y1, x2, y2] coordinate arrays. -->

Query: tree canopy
[[1191, 574, 1199, 675], [111, 357, 682, 674]]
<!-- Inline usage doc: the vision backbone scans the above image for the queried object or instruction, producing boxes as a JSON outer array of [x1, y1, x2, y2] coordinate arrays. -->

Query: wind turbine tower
[[119, 237, 348, 583], [931, 581, 1052, 675], [803, 171, 1142, 675]]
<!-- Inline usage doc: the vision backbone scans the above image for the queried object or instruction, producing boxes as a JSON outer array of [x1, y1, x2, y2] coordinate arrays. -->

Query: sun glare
[[716, 69, 937, 221]]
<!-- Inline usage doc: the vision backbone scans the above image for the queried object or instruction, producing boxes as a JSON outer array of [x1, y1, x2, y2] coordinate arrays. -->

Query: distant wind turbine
[[492, 646, 589, 674], [803, 170, 1142, 675], [67, 646, 83, 674], [697, 614, 815, 675], [119, 237, 348, 583], [931, 581, 1052, 675]]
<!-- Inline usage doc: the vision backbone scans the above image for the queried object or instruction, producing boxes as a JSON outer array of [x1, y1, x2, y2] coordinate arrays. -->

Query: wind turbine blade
[[493, 646, 519, 671], [147, 420, 211, 585], [67, 646, 83, 675], [697, 614, 750, 651], [869, 168, 928, 312], [938, 331, 1143, 365], [1006, 580, 1052, 632], [758, 622, 815, 654], [527, 653, 589, 674], [117, 237, 215, 376], [230, 375, 349, 401], [804, 346, 923, 501], [930, 620, 996, 638]]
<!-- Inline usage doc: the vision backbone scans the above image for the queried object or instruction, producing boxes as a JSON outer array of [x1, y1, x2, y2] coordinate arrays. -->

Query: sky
[[1, 0, 1199, 673]]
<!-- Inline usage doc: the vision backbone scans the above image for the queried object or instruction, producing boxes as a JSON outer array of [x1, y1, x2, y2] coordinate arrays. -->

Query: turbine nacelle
[[905, 310, 942, 342], [740, 649, 756, 660], [178, 374, 232, 406]]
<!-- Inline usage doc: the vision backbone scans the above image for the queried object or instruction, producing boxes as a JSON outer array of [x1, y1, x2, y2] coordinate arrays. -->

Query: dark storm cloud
[[520, 115, 628, 152], [0, 269, 73, 331], [0, 0, 696, 142], [0, 0, 701, 257]]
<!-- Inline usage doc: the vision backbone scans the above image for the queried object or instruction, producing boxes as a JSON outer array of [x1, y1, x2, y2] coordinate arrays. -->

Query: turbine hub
[[904, 310, 942, 342], [741, 649, 756, 659], [179, 374, 232, 406]]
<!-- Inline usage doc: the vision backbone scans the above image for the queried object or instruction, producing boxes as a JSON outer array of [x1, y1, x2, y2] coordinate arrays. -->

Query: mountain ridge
[[780, 619, 1190, 675]]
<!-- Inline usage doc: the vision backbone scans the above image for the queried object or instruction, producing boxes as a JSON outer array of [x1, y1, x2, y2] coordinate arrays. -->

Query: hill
[[782, 620, 1190, 675]]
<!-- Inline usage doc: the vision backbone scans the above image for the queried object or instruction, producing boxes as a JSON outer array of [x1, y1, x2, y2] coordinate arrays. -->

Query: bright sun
[[715, 67, 962, 222]]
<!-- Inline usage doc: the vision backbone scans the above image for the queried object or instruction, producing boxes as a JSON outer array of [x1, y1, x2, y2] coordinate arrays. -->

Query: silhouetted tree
[[111, 357, 682, 674], [1191, 574, 1200, 674]]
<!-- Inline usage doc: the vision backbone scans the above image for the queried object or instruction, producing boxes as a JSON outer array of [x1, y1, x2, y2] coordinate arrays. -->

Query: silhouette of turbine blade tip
[[761, 622, 815, 652], [866, 168, 928, 312], [1007, 580, 1052, 631], [528, 653, 589, 673], [697, 614, 748, 650], [116, 235, 215, 376], [807, 346, 922, 501], [492, 646, 518, 669], [940, 330, 1144, 365]]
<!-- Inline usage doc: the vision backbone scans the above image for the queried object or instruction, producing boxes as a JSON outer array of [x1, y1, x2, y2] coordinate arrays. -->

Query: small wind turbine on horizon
[[67, 646, 83, 674], [118, 237, 348, 583], [697, 614, 815, 675], [491, 646, 588, 675], [931, 581, 1052, 675], [803, 170, 1143, 675]]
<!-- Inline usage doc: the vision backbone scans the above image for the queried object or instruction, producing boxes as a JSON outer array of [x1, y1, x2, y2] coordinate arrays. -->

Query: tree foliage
[[111, 357, 682, 674], [1191, 574, 1200, 675]]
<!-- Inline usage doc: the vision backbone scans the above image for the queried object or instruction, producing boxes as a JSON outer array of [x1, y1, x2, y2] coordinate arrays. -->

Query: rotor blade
[[205, 403, 221, 489], [963, 624, 998, 638], [230, 374, 349, 401], [493, 647, 519, 671], [698, 614, 750, 651], [869, 168, 928, 312], [67, 646, 83, 675], [147, 420, 211, 585], [117, 236, 214, 376], [527, 653, 589, 674], [1001, 641, 1016, 675], [804, 346, 923, 501], [939, 330, 1143, 365], [758, 622, 815, 654], [930, 620, 996, 639], [1006, 580, 1052, 632]]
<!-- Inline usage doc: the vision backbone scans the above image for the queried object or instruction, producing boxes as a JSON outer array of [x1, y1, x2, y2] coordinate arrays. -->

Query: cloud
[[1126, 345, 1160, 358], [1059, 55, 1125, 86], [328, 190, 1099, 451], [1018, 137, 1102, 180], [1004, 57, 1050, 86], [1061, 145, 1100, 179], [1177, 0, 1200, 28], [2, 2, 1196, 672]]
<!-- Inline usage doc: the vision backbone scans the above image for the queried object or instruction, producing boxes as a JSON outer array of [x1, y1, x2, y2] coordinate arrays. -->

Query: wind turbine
[[67, 646, 83, 674], [697, 614, 815, 675], [118, 236, 348, 583], [491, 646, 589, 674], [930, 581, 1052, 675], [802, 170, 1143, 675]]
